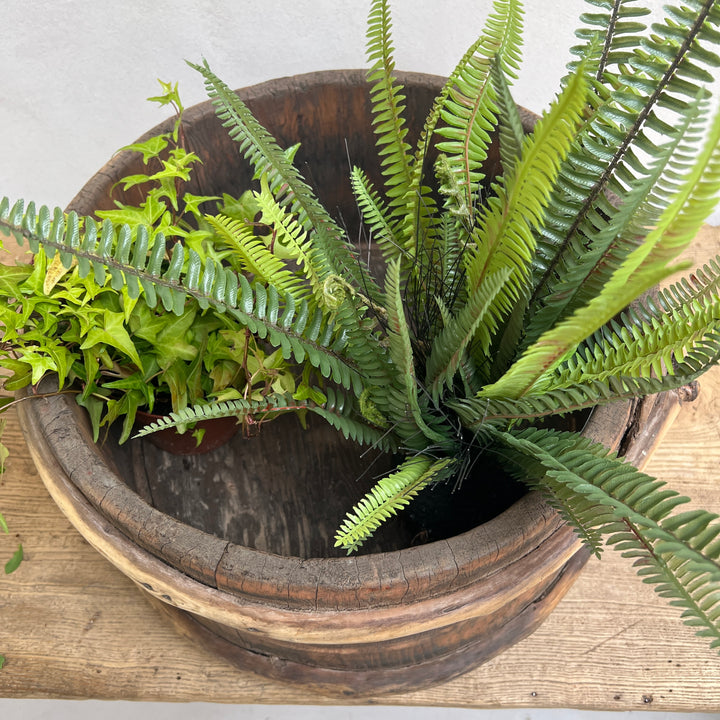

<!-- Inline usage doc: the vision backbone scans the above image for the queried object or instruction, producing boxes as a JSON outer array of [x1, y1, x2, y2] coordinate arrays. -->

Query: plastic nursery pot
[[17, 71, 689, 697]]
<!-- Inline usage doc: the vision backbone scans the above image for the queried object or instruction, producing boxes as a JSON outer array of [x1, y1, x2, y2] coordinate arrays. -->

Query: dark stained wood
[[15, 71, 691, 696]]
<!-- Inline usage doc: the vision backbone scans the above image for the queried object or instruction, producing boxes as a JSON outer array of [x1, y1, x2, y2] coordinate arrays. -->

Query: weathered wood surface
[[0, 224, 718, 708]]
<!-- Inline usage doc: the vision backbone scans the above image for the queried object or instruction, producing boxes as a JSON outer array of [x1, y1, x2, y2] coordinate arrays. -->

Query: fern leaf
[[189, 60, 378, 301], [490, 58, 525, 175], [365, 0, 413, 215], [425, 267, 510, 403], [523, 96, 705, 349], [435, 0, 524, 220], [496, 427, 720, 651], [464, 63, 588, 331], [549, 293, 720, 389], [334, 455, 456, 553], [204, 213, 311, 303], [131, 394, 298, 437]]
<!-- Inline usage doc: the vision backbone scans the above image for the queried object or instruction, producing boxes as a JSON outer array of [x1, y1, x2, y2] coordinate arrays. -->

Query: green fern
[[0, 199, 366, 394], [496, 427, 720, 648], [365, 0, 413, 217], [434, 0, 524, 220], [334, 455, 456, 553]]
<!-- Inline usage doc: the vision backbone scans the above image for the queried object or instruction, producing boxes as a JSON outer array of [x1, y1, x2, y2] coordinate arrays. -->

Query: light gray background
[[1, 0, 718, 717]]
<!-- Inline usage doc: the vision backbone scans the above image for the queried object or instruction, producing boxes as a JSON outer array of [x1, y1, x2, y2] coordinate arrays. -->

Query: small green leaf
[[120, 135, 170, 164], [0, 654, 6, 669], [4, 543, 23, 574], [0, 512, 8, 535]]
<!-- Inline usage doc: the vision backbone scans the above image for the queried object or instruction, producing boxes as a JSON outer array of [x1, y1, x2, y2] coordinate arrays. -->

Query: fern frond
[[132, 392, 306, 437], [550, 295, 720, 388], [334, 455, 456, 553], [450, 350, 714, 428], [435, 0, 524, 220], [464, 64, 588, 333], [490, 58, 525, 175], [0, 200, 367, 393], [189, 60, 377, 300], [523, 96, 705, 349], [570, 0, 651, 80], [487, 97, 720, 400], [365, 0, 413, 216], [496, 427, 720, 651]]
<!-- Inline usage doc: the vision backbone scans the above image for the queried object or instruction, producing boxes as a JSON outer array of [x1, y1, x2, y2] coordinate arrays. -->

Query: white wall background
[[0, 1, 716, 717], [2, 0, 594, 209]]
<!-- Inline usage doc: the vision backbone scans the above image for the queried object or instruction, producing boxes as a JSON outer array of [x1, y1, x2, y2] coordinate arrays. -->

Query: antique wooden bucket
[[16, 70, 685, 696]]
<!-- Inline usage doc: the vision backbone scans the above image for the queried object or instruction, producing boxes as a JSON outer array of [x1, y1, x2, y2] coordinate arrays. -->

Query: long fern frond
[[0, 199, 365, 393], [496, 427, 720, 650], [435, 0, 524, 222], [425, 267, 510, 403], [450, 341, 719, 428], [189, 60, 379, 301], [365, 0, 413, 217]]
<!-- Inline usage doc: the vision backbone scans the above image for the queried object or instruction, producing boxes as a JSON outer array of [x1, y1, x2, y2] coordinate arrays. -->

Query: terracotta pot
[[135, 409, 239, 455], [17, 70, 685, 696]]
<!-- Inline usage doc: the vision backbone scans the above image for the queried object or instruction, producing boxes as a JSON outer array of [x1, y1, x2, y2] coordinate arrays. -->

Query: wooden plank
[[0, 225, 719, 708]]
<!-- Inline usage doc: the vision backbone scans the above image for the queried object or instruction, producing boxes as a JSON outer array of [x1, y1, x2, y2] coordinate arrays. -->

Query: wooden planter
[[17, 70, 688, 696]]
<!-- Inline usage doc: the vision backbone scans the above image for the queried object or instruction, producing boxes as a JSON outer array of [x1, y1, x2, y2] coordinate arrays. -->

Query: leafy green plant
[[0, 81, 302, 444], [1, 0, 720, 651]]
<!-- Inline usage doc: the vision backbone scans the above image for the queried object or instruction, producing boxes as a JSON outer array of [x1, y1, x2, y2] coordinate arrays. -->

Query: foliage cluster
[[1, 0, 720, 652], [0, 82, 301, 445]]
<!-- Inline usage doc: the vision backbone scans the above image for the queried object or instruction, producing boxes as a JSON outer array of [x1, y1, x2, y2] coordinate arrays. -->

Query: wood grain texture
[[1, 347, 719, 707]]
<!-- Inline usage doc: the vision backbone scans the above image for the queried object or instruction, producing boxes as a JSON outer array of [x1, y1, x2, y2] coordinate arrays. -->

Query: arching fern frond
[[334, 455, 456, 553], [132, 392, 307, 437], [485, 99, 720, 400], [523, 96, 705, 350], [189, 60, 378, 301], [528, 0, 720, 331], [550, 296, 720, 388], [0, 199, 366, 394], [451, 336, 720, 427], [496, 427, 720, 650]]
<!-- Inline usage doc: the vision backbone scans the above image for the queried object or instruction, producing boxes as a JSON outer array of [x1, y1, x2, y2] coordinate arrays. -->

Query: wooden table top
[[0, 227, 719, 711]]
